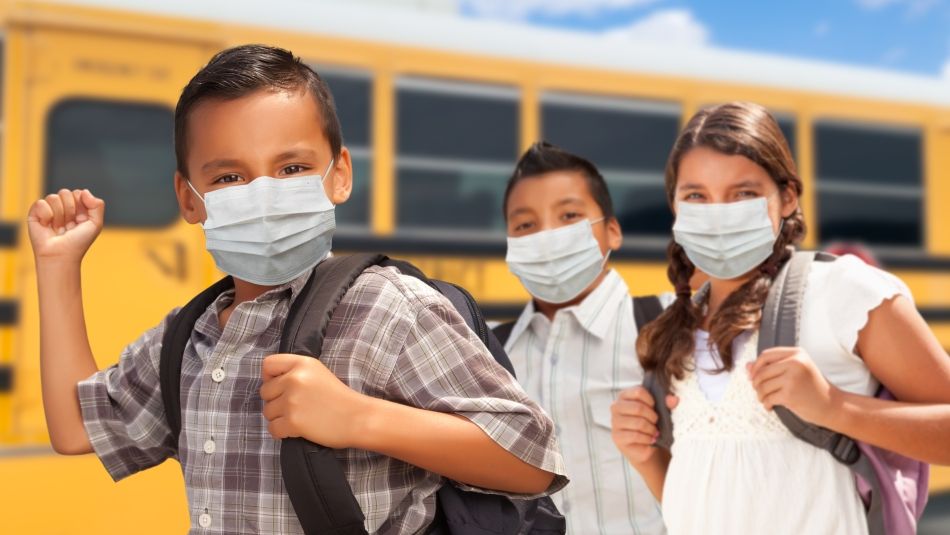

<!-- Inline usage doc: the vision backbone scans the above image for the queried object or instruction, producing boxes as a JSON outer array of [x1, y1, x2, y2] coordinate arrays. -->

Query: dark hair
[[174, 44, 342, 175], [503, 141, 616, 220], [637, 102, 806, 392]]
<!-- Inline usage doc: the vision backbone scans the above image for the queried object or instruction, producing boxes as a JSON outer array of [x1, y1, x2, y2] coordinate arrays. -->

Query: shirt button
[[203, 439, 216, 454], [211, 368, 225, 383], [198, 513, 212, 528]]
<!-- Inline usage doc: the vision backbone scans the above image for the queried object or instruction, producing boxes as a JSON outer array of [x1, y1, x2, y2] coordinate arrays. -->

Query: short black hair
[[504, 141, 615, 220], [174, 44, 341, 175]]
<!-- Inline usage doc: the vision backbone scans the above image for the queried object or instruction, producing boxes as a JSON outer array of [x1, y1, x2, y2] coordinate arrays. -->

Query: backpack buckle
[[830, 434, 860, 465]]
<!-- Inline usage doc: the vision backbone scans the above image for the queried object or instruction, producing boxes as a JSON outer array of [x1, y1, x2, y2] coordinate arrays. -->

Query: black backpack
[[159, 253, 566, 535], [492, 295, 665, 347]]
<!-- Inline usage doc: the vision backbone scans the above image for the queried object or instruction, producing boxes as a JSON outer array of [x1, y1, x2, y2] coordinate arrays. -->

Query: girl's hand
[[27, 189, 105, 262], [611, 386, 678, 465], [748, 347, 841, 426]]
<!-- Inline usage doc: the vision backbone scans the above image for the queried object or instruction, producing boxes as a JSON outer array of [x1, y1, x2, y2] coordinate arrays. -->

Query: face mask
[[187, 159, 336, 285], [506, 219, 610, 304], [672, 197, 778, 280]]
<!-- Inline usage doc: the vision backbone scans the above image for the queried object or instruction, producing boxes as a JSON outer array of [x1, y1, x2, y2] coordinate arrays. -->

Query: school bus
[[0, 0, 948, 532]]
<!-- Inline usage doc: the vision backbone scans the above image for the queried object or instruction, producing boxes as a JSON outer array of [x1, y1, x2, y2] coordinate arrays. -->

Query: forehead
[[184, 89, 327, 170], [507, 170, 596, 211], [676, 146, 773, 189]]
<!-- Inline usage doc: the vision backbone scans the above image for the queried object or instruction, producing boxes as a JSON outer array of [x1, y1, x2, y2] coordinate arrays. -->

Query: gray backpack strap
[[758, 250, 886, 535]]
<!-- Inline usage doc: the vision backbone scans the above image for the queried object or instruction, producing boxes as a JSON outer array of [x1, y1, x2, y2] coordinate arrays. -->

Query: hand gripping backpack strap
[[633, 295, 673, 450], [758, 251, 887, 535], [279, 253, 386, 535], [160, 276, 235, 441]]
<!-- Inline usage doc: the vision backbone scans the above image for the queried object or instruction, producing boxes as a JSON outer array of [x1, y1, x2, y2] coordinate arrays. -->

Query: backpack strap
[[160, 276, 235, 441], [632, 295, 673, 449], [632, 295, 664, 333], [756, 251, 860, 461], [279, 253, 383, 535], [758, 251, 887, 535], [492, 321, 516, 348]]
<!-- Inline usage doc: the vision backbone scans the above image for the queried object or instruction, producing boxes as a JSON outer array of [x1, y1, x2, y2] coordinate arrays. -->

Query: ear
[[606, 216, 623, 251], [174, 171, 206, 224], [780, 185, 799, 219], [326, 147, 353, 205]]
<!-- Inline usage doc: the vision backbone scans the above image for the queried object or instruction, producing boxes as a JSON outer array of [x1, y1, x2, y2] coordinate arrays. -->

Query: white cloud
[[603, 8, 710, 47], [943, 58, 950, 80], [855, 0, 900, 8], [460, 0, 661, 20], [881, 46, 907, 63], [881, 46, 907, 65], [854, 0, 940, 17], [813, 20, 831, 37]]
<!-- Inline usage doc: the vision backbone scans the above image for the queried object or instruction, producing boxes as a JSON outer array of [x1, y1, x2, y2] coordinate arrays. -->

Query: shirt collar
[[507, 269, 630, 345]]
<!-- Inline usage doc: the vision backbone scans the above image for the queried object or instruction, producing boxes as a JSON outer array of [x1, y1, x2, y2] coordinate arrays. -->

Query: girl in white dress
[[610, 101, 950, 535]]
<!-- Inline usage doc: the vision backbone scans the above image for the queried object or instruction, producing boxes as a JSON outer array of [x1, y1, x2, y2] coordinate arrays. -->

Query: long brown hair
[[637, 102, 806, 391]]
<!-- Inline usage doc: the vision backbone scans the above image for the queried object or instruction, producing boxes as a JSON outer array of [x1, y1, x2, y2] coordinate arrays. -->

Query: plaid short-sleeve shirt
[[79, 265, 567, 534]]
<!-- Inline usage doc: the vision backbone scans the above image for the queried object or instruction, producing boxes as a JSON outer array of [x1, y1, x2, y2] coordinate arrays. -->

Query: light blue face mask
[[673, 197, 779, 280], [187, 159, 335, 285], [505, 218, 610, 304]]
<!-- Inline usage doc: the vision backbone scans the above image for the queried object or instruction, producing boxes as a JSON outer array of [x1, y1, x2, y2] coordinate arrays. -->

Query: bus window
[[777, 116, 797, 159], [321, 69, 372, 228], [815, 122, 923, 247], [541, 93, 680, 237], [396, 77, 519, 234], [46, 99, 178, 227]]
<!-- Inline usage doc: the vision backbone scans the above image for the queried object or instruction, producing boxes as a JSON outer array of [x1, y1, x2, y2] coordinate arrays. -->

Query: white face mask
[[187, 159, 336, 285], [506, 218, 610, 304], [673, 197, 778, 280]]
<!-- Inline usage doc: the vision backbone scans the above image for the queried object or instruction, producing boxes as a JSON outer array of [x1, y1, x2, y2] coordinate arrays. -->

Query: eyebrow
[[677, 183, 705, 191], [199, 149, 321, 175], [201, 158, 244, 174], [555, 197, 585, 207], [507, 207, 535, 219], [274, 148, 319, 162], [730, 180, 763, 189]]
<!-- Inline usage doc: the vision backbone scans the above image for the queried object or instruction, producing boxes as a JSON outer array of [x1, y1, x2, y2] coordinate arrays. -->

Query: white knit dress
[[660, 255, 911, 535]]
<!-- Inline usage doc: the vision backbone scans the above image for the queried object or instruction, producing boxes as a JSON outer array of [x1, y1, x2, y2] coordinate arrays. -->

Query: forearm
[[36, 260, 97, 454], [627, 450, 670, 502], [822, 389, 950, 465], [356, 397, 555, 494]]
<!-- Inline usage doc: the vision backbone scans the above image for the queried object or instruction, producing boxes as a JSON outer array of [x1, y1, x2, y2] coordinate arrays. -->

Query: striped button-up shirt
[[505, 269, 673, 535], [79, 264, 567, 534]]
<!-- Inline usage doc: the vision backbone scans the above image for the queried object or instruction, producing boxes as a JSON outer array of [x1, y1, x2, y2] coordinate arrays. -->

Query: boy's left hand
[[747, 347, 840, 426], [260, 354, 372, 448]]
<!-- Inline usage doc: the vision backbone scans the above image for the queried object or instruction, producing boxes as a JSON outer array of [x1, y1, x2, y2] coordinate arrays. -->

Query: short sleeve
[[77, 310, 179, 481], [384, 283, 568, 497], [821, 254, 913, 356]]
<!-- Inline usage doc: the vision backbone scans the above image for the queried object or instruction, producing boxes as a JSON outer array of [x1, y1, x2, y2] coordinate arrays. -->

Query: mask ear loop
[[185, 179, 205, 205], [320, 157, 336, 207]]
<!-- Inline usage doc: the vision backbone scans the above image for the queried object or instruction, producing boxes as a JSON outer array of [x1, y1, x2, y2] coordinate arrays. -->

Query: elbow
[[49, 433, 92, 456], [511, 467, 556, 495]]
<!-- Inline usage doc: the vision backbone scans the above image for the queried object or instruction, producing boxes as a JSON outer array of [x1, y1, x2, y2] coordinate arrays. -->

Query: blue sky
[[458, 0, 950, 79]]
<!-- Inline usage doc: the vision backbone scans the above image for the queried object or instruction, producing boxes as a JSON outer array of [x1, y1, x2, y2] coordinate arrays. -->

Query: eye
[[736, 190, 758, 199], [281, 164, 310, 176], [213, 174, 244, 185], [683, 192, 705, 201], [513, 221, 534, 233], [561, 211, 582, 221]]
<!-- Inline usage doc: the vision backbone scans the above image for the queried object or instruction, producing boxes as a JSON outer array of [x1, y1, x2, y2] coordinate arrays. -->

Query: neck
[[232, 278, 278, 306], [705, 275, 753, 326], [534, 267, 610, 321]]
